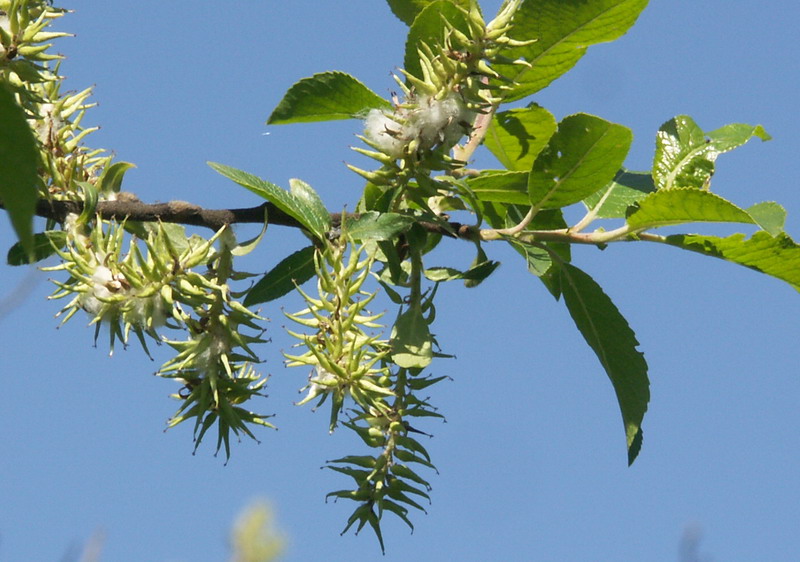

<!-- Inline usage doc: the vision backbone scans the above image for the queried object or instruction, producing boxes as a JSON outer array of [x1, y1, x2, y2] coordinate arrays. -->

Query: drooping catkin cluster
[[284, 238, 392, 432]]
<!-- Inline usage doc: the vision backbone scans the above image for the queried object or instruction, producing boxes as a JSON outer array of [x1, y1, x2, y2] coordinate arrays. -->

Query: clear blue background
[[1, 2, 798, 560]]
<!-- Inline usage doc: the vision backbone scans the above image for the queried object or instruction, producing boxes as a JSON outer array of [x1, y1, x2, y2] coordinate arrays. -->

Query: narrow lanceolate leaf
[[495, 0, 649, 102], [467, 170, 529, 205], [528, 114, 632, 209], [343, 211, 415, 240], [403, 1, 471, 84], [244, 245, 316, 306], [0, 83, 40, 256], [391, 304, 433, 369], [484, 104, 557, 172], [663, 232, 800, 292], [207, 162, 329, 240], [746, 202, 786, 236], [385, 0, 470, 26], [267, 71, 390, 125], [626, 188, 754, 231], [582, 169, 655, 219], [558, 263, 649, 465], [653, 116, 770, 190]]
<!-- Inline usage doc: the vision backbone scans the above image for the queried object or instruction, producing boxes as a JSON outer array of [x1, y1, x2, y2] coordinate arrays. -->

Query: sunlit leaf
[[386, 0, 470, 25], [653, 115, 770, 190], [529, 114, 632, 209], [484, 104, 557, 171], [208, 162, 329, 240], [746, 202, 786, 236], [289, 178, 331, 233], [626, 188, 754, 231], [391, 304, 433, 369], [267, 71, 390, 125], [495, 0, 649, 102], [663, 231, 800, 292], [467, 170, 529, 205], [97, 161, 136, 194], [582, 169, 655, 218]]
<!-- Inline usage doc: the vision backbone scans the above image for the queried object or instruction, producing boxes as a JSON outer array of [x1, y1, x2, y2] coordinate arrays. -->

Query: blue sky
[[1, 2, 798, 560]]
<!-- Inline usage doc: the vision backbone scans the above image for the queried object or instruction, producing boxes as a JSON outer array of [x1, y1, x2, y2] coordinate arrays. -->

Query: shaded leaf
[[7, 230, 67, 265], [267, 71, 390, 125], [558, 263, 649, 464], [208, 162, 329, 240], [529, 113, 632, 209], [626, 188, 754, 231], [663, 231, 800, 292], [653, 116, 770, 190], [484, 104, 557, 171], [244, 246, 316, 306], [0, 82, 40, 256], [582, 169, 655, 218], [495, 0, 649, 102]]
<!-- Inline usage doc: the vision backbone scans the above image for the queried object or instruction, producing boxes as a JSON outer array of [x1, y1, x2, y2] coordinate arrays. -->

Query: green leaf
[[244, 245, 316, 306], [0, 82, 40, 256], [495, 0, 649, 102], [653, 116, 770, 190], [343, 211, 415, 240], [404, 1, 471, 83], [423, 260, 500, 283], [582, 169, 655, 219], [7, 230, 67, 265], [483, 104, 557, 171], [288, 178, 331, 232], [663, 231, 800, 292], [207, 162, 329, 240], [391, 304, 433, 369], [467, 170, 529, 205], [76, 181, 99, 226], [558, 263, 649, 465], [746, 202, 786, 236], [231, 207, 269, 257], [97, 161, 136, 194], [267, 71, 390, 125], [528, 114, 632, 209], [504, 207, 571, 297], [464, 243, 497, 288], [626, 188, 754, 231], [385, 0, 469, 26]]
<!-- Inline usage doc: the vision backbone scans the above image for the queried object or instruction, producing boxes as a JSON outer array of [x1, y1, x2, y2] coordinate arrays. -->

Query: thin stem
[[479, 204, 540, 240]]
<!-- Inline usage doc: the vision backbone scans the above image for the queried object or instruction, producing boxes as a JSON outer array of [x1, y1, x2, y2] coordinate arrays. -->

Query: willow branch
[[17, 197, 479, 240]]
